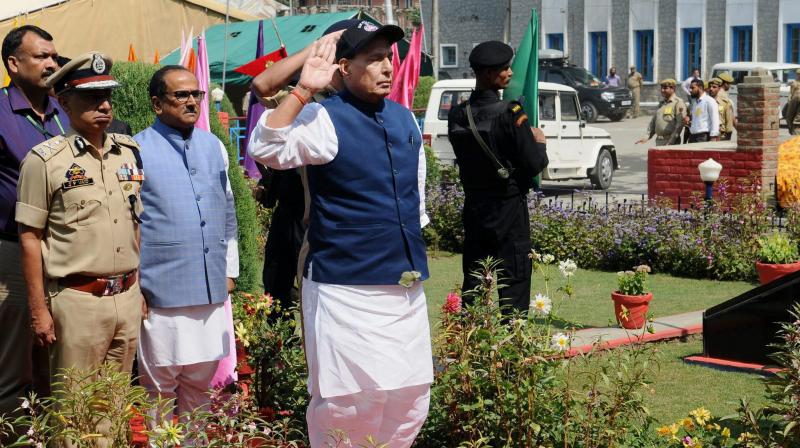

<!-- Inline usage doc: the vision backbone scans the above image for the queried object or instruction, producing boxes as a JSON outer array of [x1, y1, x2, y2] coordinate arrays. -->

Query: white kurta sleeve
[[247, 103, 339, 169], [411, 113, 429, 228], [219, 141, 240, 279]]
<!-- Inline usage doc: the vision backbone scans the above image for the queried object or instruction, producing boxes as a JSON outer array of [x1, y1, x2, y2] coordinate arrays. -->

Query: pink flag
[[391, 42, 401, 79], [193, 30, 211, 132], [388, 25, 424, 109]]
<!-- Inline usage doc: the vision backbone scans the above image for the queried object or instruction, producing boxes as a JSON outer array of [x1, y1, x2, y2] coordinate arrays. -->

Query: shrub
[[110, 61, 262, 294], [418, 257, 657, 447], [413, 76, 435, 112], [756, 232, 800, 264]]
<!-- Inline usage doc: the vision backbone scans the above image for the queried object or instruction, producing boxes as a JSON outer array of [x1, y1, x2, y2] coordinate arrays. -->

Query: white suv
[[422, 79, 619, 189]]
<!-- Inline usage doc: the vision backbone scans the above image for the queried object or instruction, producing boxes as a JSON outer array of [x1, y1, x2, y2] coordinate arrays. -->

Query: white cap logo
[[360, 21, 378, 32]]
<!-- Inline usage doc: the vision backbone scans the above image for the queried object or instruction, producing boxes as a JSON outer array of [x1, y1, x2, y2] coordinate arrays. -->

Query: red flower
[[442, 292, 462, 314]]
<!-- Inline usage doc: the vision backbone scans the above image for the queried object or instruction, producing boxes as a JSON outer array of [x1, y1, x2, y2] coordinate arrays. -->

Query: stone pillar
[[736, 68, 780, 196]]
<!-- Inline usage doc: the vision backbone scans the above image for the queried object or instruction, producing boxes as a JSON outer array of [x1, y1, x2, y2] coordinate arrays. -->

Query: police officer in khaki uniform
[[717, 72, 734, 101], [627, 65, 644, 118], [787, 75, 800, 135], [708, 77, 735, 140], [16, 52, 145, 380], [636, 79, 687, 146]]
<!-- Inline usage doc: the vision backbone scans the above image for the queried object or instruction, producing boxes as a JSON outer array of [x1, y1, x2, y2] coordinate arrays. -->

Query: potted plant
[[611, 265, 652, 329], [755, 233, 800, 285]]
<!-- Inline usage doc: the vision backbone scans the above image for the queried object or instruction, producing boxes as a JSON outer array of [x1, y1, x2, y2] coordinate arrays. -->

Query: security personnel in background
[[717, 71, 734, 101], [786, 79, 800, 135], [627, 65, 644, 118], [447, 41, 548, 313], [16, 52, 145, 381], [708, 77, 735, 140], [790, 69, 800, 100], [636, 79, 687, 146]]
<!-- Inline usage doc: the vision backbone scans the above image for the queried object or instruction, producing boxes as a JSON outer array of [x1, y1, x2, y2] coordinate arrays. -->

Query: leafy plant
[[756, 232, 800, 264], [616, 265, 651, 295]]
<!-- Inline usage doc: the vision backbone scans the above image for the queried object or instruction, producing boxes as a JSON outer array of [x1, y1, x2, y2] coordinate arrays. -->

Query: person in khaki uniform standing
[[627, 65, 644, 118], [16, 52, 145, 380], [786, 79, 800, 136], [708, 78, 735, 140], [636, 79, 687, 146]]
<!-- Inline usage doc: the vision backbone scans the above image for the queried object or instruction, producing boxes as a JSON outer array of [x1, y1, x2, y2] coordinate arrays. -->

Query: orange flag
[[186, 48, 196, 73], [153, 49, 160, 65], [128, 44, 137, 62]]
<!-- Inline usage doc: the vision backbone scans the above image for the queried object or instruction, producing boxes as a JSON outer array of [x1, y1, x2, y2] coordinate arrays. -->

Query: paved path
[[566, 310, 702, 356]]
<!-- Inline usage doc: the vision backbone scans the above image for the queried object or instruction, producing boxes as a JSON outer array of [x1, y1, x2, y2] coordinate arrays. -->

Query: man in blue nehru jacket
[[134, 66, 238, 424], [248, 21, 431, 448]]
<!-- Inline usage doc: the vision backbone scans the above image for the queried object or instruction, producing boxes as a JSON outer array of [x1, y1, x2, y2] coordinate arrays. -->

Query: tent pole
[[221, 0, 230, 91]]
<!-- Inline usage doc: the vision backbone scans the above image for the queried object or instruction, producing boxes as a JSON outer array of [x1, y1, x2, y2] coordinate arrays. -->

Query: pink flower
[[442, 292, 462, 314]]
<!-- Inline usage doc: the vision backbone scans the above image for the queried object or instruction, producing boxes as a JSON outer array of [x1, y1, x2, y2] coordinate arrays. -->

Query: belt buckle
[[103, 276, 123, 296]]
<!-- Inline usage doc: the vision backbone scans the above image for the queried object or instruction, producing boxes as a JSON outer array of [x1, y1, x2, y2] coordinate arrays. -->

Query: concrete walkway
[[566, 310, 702, 357]]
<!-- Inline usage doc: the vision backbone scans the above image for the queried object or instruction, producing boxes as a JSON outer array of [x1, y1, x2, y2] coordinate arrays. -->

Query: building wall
[[423, 0, 799, 87]]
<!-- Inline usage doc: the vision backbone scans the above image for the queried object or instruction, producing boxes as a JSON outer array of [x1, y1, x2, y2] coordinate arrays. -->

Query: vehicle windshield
[[773, 68, 799, 84], [563, 67, 602, 87]]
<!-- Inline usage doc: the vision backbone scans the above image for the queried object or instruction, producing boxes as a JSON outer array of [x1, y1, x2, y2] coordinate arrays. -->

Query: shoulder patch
[[511, 104, 522, 113], [110, 133, 140, 150], [31, 135, 67, 161]]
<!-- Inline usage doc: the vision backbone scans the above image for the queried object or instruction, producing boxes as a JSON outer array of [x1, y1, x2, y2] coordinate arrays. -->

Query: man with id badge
[[0, 25, 66, 418], [16, 52, 146, 382]]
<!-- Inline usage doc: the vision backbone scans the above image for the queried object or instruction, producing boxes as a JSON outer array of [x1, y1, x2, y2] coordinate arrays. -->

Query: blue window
[[635, 30, 655, 82], [589, 31, 608, 80], [547, 33, 564, 51], [731, 26, 752, 62], [787, 23, 800, 66], [682, 28, 702, 79]]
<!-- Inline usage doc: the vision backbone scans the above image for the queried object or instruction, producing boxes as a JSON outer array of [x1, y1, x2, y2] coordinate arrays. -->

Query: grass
[[423, 252, 755, 328], [423, 252, 769, 425]]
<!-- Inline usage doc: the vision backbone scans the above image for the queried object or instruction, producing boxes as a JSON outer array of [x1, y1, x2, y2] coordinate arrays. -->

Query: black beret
[[469, 41, 513, 69]]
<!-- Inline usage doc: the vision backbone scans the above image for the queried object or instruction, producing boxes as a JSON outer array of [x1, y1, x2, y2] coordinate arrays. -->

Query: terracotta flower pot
[[755, 261, 800, 285], [611, 291, 653, 329]]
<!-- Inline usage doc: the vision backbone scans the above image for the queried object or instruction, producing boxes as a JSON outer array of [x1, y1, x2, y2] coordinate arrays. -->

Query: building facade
[[296, 0, 421, 33], [423, 0, 800, 101]]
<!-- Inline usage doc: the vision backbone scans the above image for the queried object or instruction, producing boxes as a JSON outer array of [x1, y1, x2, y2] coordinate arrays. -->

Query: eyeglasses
[[165, 90, 206, 103]]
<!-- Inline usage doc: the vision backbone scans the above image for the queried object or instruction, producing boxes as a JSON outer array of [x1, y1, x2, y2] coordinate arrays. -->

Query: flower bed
[[426, 177, 780, 281]]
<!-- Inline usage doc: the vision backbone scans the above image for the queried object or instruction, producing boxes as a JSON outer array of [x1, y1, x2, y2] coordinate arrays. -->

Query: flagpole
[[221, 0, 230, 91], [271, 18, 285, 49]]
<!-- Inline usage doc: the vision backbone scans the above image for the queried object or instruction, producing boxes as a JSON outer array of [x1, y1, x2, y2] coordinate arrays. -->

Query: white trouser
[[306, 383, 431, 448], [138, 359, 219, 422]]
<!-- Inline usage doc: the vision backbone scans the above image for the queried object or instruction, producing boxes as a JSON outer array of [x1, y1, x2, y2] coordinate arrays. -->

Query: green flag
[[503, 9, 540, 186]]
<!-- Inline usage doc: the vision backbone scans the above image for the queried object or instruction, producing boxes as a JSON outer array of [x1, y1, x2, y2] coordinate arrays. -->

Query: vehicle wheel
[[581, 102, 599, 123], [589, 149, 614, 190], [608, 111, 626, 122]]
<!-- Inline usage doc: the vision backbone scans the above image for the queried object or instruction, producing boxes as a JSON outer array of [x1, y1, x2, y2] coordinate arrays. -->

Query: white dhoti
[[137, 301, 230, 421], [302, 278, 433, 448]]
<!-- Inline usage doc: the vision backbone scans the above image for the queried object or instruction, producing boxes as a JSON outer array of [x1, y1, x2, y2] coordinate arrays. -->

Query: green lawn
[[423, 252, 755, 328], [423, 253, 770, 425]]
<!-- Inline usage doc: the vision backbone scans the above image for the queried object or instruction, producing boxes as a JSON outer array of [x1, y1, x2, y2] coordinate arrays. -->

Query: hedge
[[111, 61, 261, 293]]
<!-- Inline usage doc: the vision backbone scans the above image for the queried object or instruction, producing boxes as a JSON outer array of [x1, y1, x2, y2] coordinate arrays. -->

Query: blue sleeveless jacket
[[134, 120, 234, 308], [305, 91, 429, 285]]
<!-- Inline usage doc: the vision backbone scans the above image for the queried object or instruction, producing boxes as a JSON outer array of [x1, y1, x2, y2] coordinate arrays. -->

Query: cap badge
[[361, 22, 378, 32], [91, 54, 106, 75]]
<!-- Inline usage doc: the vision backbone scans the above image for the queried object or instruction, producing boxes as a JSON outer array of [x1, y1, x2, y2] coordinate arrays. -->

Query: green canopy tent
[[162, 11, 432, 87]]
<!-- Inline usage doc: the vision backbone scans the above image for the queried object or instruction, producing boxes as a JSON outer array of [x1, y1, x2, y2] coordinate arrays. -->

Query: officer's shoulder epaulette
[[110, 133, 141, 150], [508, 100, 529, 127], [30, 135, 68, 161]]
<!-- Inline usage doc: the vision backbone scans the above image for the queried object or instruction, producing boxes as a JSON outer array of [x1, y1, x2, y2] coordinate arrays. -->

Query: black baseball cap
[[335, 20, 404, 60], [323, 19, 360, 36]]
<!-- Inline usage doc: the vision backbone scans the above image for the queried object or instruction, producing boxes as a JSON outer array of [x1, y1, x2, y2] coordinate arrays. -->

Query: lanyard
[[4, 87, 66, 138]]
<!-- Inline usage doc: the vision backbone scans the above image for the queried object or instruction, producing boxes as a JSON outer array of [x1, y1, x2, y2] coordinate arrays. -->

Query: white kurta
[[248, 105, 433, 398], [689, 93, 721, 137], [138, 141, 239, 367]]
